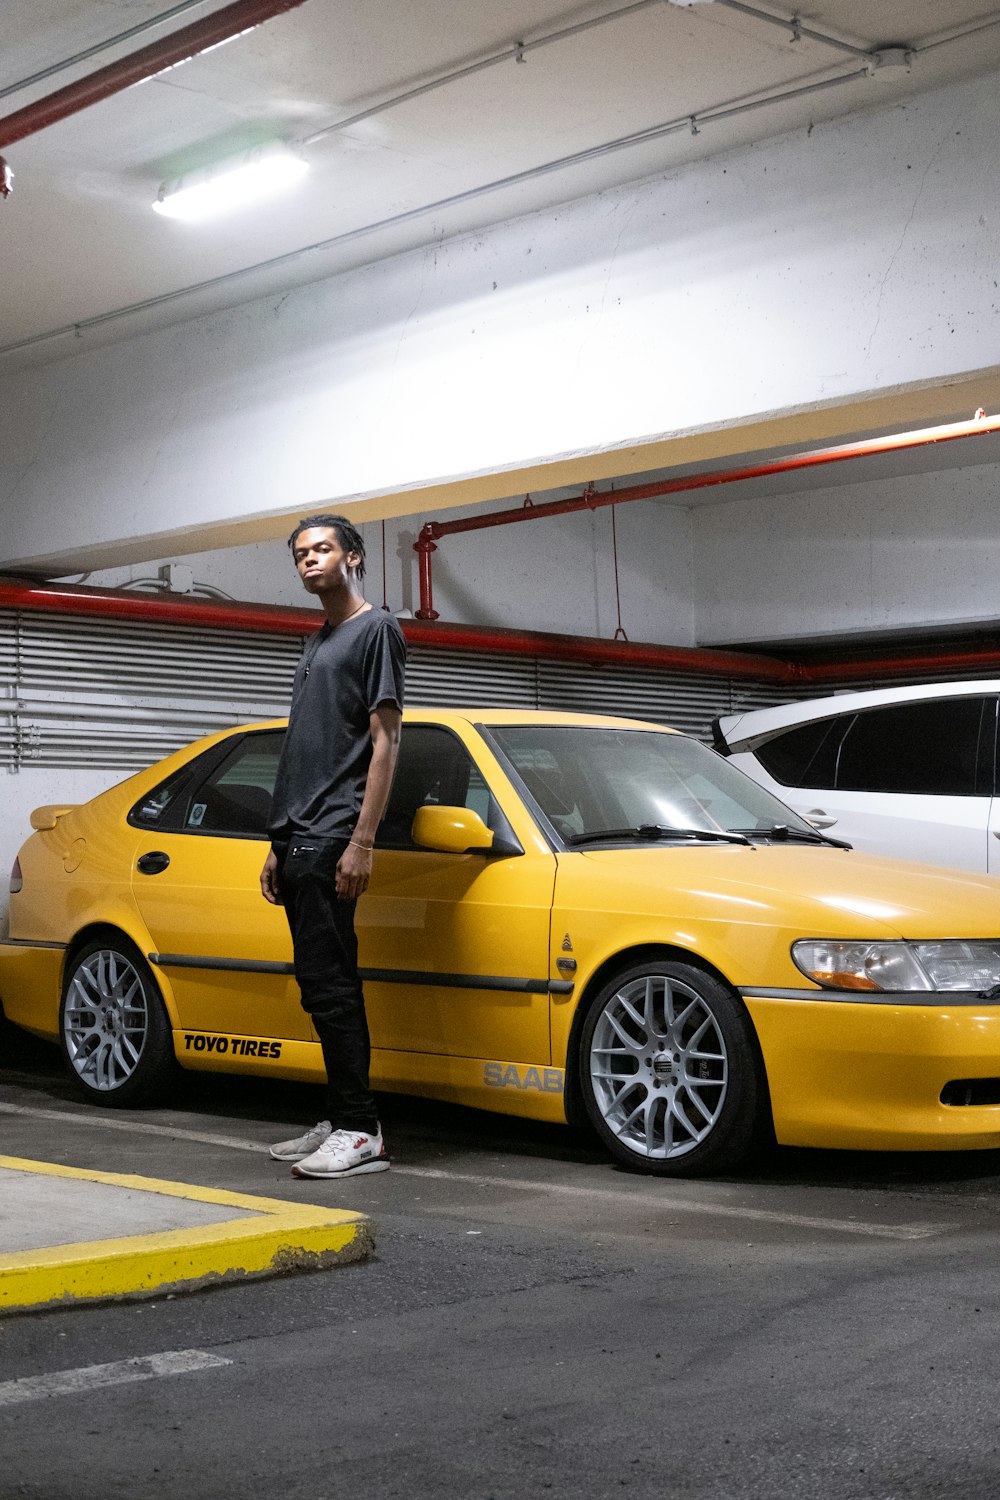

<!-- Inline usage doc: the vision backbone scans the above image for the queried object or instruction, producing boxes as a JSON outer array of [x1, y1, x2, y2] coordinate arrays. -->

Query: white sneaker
[[291, 1126, 390, 1179], [269, 1120, 333, 1162]]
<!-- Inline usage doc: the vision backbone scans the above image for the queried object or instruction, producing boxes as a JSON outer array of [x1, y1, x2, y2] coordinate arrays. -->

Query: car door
[[758, 696, 998, 873], [361, 723, 556, 1063], [129, 728, 312, 1041]]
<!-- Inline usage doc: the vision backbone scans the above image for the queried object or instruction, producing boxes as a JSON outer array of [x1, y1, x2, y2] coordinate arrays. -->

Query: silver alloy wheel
[[63, 948, 150, 1092], [588, 971, 729, 1160]]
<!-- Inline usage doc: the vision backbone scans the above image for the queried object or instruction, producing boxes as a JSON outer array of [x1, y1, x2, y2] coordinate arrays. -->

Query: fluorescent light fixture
[[153, 144, 308, 222]]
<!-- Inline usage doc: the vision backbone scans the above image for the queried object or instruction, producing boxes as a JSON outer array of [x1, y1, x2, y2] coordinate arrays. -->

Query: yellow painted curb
[[0, 1156, 374, 1313]]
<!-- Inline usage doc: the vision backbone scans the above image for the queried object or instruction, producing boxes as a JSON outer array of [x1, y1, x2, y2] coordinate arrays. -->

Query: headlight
[[791, 939, 1000, 993]]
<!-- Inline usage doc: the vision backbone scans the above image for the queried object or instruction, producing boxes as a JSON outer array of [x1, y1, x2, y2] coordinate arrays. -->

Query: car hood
[[572, 843, 1000, 939]]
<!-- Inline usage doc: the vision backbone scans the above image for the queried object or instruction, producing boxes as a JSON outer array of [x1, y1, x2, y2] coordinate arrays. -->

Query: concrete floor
[[4, 1022, 1000, 1499]]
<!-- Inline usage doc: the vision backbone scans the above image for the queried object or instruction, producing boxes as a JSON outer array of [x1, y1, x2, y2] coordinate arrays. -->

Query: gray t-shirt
[[268, 607, 406, 843]]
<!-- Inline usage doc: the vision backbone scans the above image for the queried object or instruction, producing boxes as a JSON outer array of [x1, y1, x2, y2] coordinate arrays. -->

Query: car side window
[[130, 731, 285, 837], [753, 715, 854, 788], [834, 697, 992, 797], [182, 731, 284, 836], [377, 726, 499, 849]]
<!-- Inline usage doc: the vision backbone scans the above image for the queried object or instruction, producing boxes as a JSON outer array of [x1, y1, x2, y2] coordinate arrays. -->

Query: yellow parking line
[[0, 1156, 373, 1313]]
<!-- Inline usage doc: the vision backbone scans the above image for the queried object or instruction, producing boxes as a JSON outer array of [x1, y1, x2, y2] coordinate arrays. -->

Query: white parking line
[[0, 1102, 264, 1153], [396, 1166, 948, 1239], [0, 1350, 232, 1408], [0, 1101, 954, 1240]]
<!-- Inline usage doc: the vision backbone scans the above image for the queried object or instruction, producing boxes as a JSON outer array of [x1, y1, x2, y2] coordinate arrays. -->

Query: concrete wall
[[694, 458, 1000, 645], [2, 73, 998, 578]]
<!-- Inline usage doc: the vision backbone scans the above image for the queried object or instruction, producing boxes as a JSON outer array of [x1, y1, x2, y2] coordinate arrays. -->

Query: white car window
[[836, 698, 991, 797]]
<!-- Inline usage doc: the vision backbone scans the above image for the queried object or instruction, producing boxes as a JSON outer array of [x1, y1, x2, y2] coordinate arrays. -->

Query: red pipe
[[404, 620, 1000, 686], [0, 0, 309, 149], [6, 575, 1000, 688], [402, 618, 793, 680], [0, 577, 320, 637], [791, 648, 1000, 686], [414, 411, 1000, 618], [414, 535, 439, 622]]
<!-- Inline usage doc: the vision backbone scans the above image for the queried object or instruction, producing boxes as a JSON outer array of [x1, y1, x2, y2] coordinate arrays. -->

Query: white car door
[[792, 785, 992, 871]]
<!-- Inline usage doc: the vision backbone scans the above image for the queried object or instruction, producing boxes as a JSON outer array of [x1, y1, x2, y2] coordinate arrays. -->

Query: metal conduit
[[299, 1, 665, 149], [711, 1, 873, 58]]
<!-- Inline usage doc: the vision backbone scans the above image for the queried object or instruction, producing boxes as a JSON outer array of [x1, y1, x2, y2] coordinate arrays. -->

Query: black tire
[[59, 936, 175, 1106], [578, 959, 762, 1176]]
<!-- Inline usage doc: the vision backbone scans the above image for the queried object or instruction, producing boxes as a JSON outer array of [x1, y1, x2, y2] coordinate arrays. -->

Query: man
[[261, 514, 406, 1178]]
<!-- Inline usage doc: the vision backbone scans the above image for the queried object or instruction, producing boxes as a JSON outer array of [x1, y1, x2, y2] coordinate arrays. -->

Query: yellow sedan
[[5, 709, 1000, 1177]]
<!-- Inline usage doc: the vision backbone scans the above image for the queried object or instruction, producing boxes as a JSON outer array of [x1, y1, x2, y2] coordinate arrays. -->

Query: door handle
[[137, 851, 170, 875], [802, 809, 838, 830]]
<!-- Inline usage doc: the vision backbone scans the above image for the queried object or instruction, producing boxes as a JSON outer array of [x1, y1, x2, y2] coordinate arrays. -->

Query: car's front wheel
[[579, 960, 763, 1176], [60, 936, 174, 1106]]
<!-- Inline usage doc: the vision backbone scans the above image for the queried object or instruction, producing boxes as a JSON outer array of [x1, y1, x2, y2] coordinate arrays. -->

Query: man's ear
[[346, 550, 362, 571]]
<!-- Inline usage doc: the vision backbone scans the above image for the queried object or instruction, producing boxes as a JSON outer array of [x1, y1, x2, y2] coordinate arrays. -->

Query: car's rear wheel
[[60, 936, 174, 1106], [579, 960, 762, 1176]]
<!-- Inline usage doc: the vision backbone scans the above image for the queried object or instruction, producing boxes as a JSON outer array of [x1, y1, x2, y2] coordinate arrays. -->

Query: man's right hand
[[260, 849, 282, 905]]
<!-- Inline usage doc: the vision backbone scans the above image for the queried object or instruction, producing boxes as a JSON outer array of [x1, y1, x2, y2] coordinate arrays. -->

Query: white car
[[715, 680, 1000, 874]]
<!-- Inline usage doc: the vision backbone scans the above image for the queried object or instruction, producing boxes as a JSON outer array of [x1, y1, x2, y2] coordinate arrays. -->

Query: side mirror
[[411, 805, 495, 854]]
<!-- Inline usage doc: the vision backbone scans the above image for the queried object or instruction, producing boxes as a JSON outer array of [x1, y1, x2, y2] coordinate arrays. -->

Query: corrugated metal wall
[[0, 605, 798, 773], [0, 609, 301, 770]]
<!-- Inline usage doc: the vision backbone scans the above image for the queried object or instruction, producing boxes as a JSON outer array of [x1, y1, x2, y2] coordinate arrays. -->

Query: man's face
[[291, 527, 360, 594]]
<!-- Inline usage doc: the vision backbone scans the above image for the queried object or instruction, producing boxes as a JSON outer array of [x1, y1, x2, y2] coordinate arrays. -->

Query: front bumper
[[743, 987, 1000, 1151]]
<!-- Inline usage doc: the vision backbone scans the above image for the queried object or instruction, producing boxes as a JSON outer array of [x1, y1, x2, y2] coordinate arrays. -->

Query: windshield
[[488, 725, 821, 845]]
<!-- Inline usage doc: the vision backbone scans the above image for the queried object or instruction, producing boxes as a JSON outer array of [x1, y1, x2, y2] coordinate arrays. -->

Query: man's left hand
[[336, 841, 373, 900]]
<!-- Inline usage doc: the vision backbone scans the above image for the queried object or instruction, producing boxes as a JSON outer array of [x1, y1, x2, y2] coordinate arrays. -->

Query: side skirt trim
[[1, 938, 67, 951], [149, 952, 573, 995]]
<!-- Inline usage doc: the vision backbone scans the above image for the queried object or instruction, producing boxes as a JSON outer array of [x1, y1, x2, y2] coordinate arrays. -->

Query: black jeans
[[276, 838, 379, 1135]]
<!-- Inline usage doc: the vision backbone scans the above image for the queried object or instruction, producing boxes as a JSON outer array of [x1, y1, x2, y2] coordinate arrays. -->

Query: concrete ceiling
[[3, 0, 999, 365]]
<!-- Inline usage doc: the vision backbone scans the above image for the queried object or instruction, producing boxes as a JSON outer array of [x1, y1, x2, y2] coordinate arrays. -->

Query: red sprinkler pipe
[[0, 576, 321, 637], [414, 411, 1000, 619], [0, 0, 309, 149], [8, 575, 1000, 686]]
